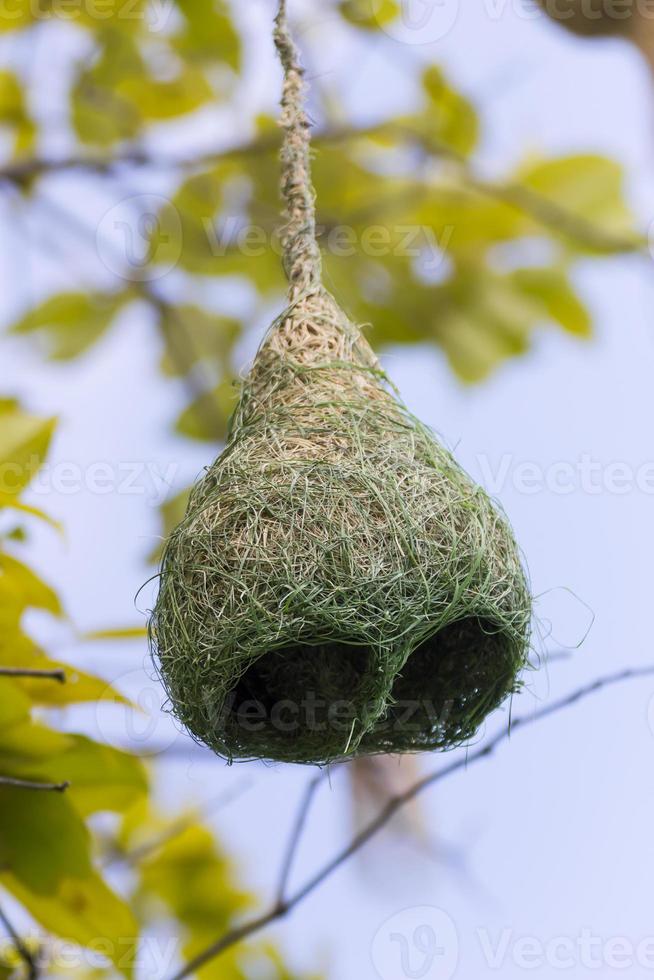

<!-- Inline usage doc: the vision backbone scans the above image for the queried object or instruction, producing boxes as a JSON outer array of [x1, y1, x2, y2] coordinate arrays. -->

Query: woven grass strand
[[149, 1, 532, 765], [273, 0, 321, 296]]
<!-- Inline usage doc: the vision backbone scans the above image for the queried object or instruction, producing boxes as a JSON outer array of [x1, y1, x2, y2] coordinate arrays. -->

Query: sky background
[[3, 1, 654, 977]]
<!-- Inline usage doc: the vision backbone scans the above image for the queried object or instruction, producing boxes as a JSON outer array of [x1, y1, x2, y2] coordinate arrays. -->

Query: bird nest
[[150, 288, 531, 764]]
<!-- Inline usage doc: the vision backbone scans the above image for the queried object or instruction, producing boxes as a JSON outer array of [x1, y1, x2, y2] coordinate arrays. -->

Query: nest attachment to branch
[[151, 288, 531, 764]]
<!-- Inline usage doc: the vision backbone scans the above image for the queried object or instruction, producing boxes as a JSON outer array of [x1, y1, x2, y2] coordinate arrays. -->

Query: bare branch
[[0, 667, 65, 683], [0, 776, 69, 792], [167, 664, 654, 980], [275, 772, 324, 907], [0, 903, 39, 979]]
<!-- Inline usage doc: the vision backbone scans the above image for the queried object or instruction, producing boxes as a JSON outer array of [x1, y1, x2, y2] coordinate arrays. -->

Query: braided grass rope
[[149, 0, 532, 765]]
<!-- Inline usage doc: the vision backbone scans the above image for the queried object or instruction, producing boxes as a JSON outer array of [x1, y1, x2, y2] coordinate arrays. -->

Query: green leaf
[[149, 485, 191, 564], [416, 65, 479, 157], [0, 633, 130, 706], [510, 267, 592, 337], [117, 67, 213, 121], [0, 0, 32, 31], [0, 790, 91, 892], [0, 678, 31, 730], [175, 377, 238, 442], [0, 497, 62, 532], [81, 626, 147, 641], [160, 306, 241, 378], [72, 31, 144, 146], [173, 0, 241, 69], [0, 402, 55, 497], [517, 154, 634, 238], [0, 718, 72, 760], [11, 292, 128, 360], [0, 555, 62, 619], [339, 0, 400, 29], [9, 736, 148, 816], [0, 70, 35, 155], [2, 871, 138, 978]]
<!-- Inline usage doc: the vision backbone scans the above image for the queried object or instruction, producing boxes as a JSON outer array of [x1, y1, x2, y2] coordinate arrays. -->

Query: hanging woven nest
[[150, 1, 531, 765]]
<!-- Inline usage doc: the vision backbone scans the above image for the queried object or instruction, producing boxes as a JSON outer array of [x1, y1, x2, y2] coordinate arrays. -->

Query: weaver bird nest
[[151, 289, 531, 764]]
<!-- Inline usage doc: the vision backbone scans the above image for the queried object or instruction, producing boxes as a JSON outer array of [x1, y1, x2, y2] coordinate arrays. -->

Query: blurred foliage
[[0, 402, 142, 976], [0, 403, 317, 978], [0, 0, 645, 975]]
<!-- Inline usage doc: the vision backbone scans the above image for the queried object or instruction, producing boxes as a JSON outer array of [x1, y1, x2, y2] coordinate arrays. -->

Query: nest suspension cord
[[273, 0, 322, 296], [149, 0, 532, 766]]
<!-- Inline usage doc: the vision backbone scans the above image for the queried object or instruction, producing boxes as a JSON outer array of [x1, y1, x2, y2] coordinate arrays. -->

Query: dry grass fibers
[[149, 0, 532, 765]]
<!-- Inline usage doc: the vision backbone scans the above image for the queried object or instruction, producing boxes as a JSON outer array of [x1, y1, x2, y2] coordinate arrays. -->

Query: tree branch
[[275, 772, 324, 907], [0, 776, 69, 792], [168, 664, 654, 980], [1, 122, 645, 258], [0, 903, 39, 979], [0, 667, 65, 683]]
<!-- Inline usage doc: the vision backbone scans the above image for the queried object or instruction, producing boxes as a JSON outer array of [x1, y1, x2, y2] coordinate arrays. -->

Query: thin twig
[[0, 667, 65, 683], [275, 773, 324, 907], [0, 904, 39, 979], [167, 664, 654, 980], [0, 776, 69, 792]]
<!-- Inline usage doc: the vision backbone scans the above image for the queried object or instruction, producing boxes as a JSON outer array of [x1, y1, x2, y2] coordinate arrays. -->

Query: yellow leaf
[[0, 555, 62, 618], [81, 627, 147, 641], [174, 0, 241, 69], [0, 496, 62, 532], [0, 790, 91, 892], [0, 70, 35, 155], [339, 0, 400, 29], [0, 719, 73, 760], [0, 678, 31, 730], [2, 871, 138, 979], [11, 292, 128, 360], [11, 736, 148, 816], [0, 402, 55, 497], [118, 67, 213, 121], [0, 632, 129, 707]]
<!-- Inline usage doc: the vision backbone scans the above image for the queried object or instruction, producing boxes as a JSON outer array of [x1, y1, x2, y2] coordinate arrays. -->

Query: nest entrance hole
[[373, 616, 517, 751], [226, 640, 377, 759], [223, 616, 516, 760]]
